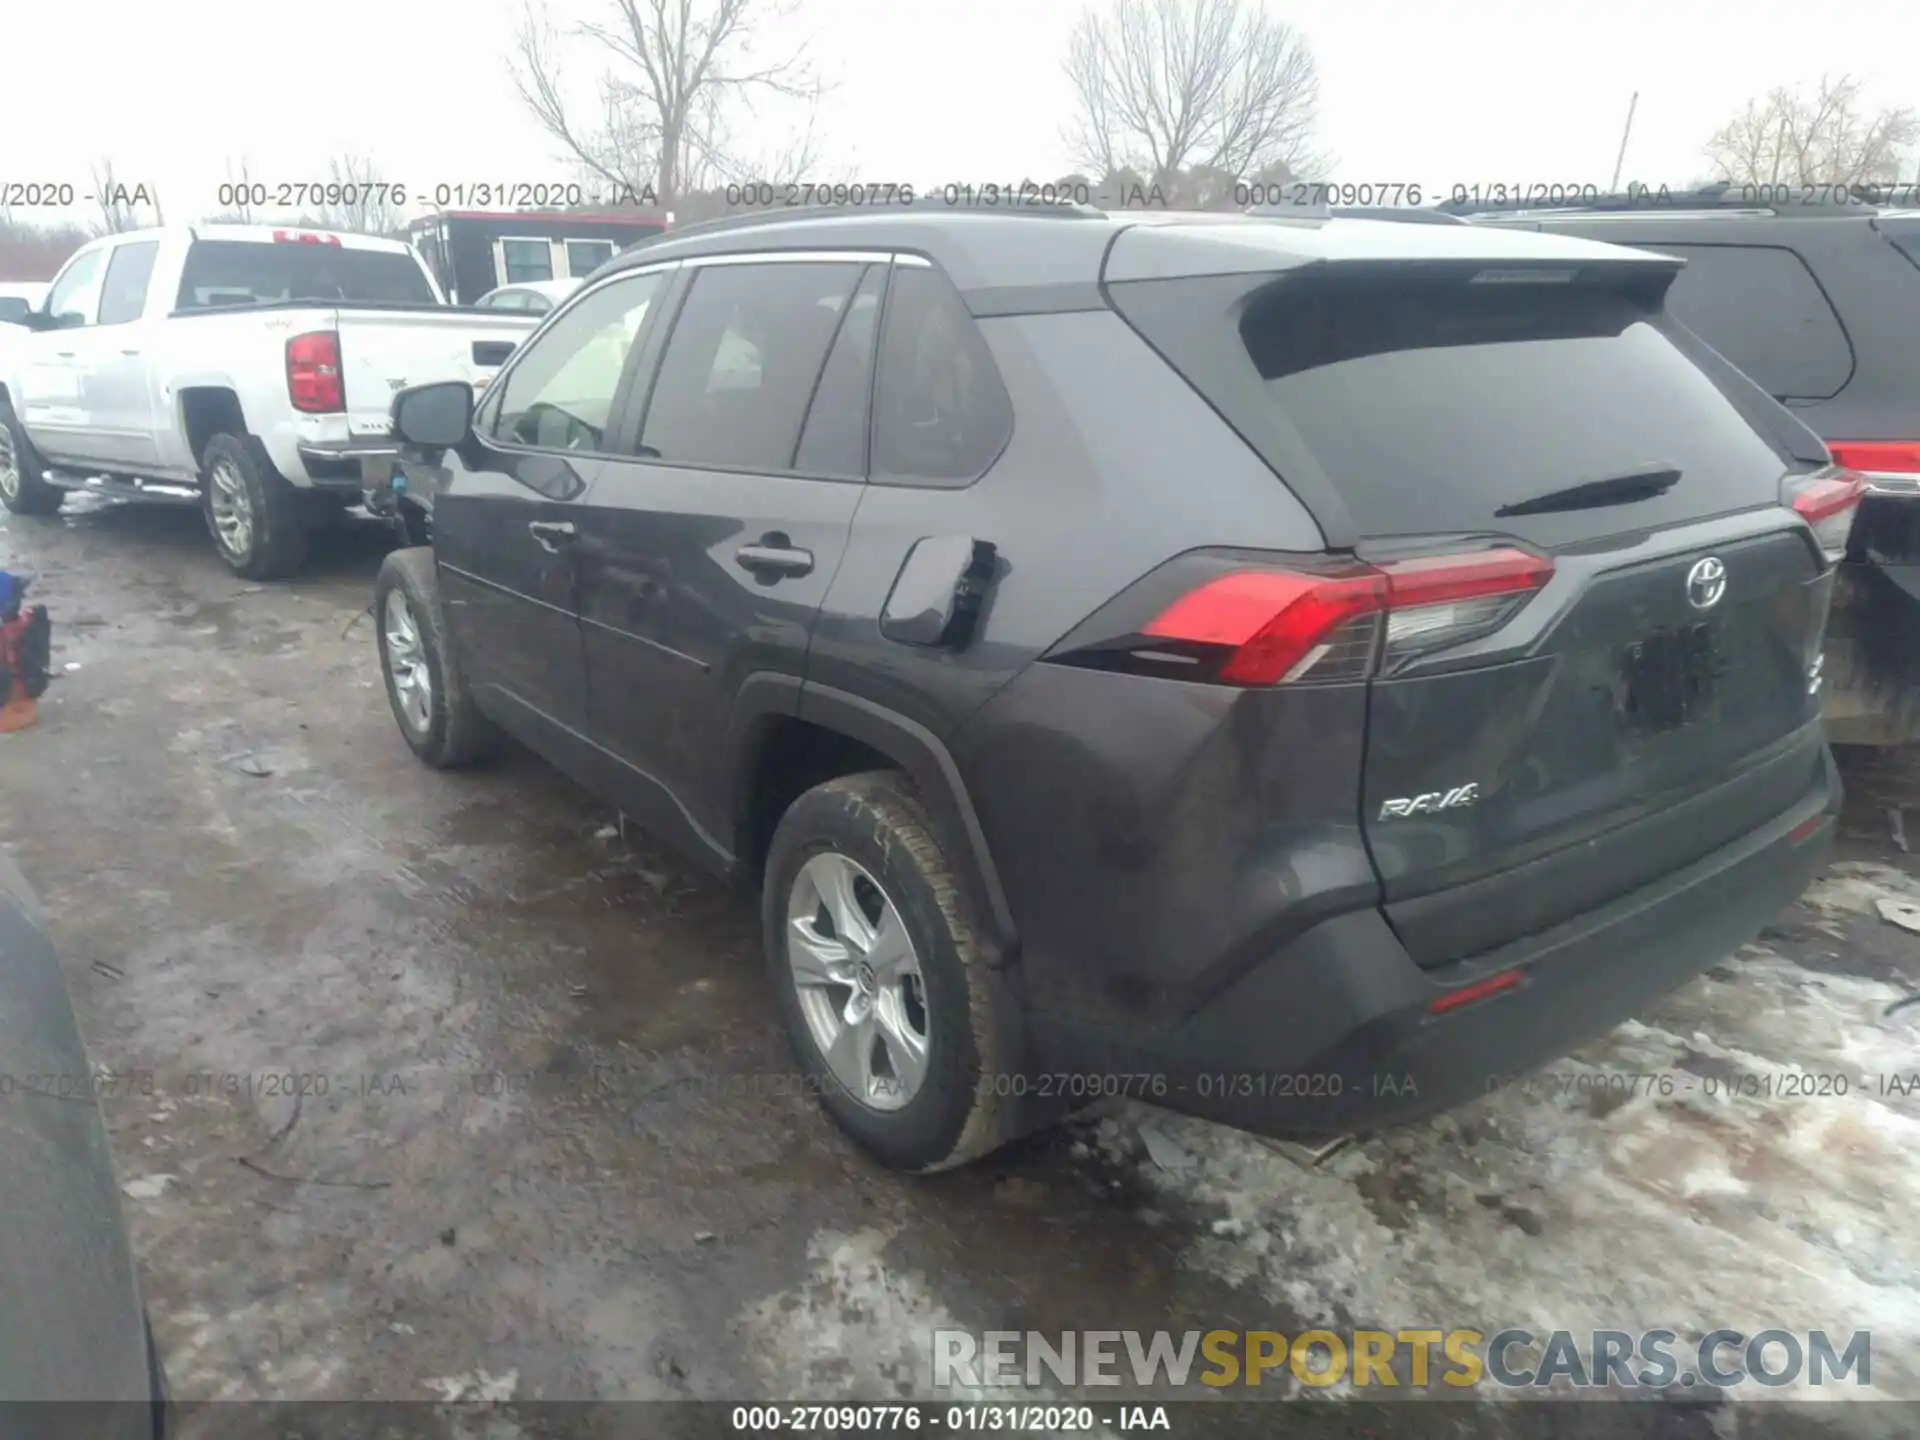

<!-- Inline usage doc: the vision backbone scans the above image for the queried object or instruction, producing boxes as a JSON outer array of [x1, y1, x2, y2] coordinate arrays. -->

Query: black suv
[[368, 200, 1849, 1171], [1448, 187, 1920, 744]]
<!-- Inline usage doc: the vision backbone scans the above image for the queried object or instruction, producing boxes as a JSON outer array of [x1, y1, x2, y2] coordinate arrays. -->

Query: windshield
[[174, 239, 436, 309]]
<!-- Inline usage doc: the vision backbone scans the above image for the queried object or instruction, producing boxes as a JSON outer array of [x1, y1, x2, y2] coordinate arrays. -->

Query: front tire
[[201, 432, 307, 580], [0, 398, 65, 516], [763, 772, 1021, 1172], [374, 547, 496, 768]]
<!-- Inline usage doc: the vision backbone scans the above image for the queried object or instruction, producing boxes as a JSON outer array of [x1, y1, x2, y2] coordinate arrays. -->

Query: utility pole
[[1610, 91, 1640, 191]]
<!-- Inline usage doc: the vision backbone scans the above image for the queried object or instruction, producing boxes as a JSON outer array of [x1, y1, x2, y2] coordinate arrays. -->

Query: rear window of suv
[[175, 240, 437, 310], [1111, 267, 1799, 548]]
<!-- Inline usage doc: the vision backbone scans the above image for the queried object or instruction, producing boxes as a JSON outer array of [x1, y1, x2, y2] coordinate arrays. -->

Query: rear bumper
[[1030, 747, 1841, 1139], [293, 440, 400, 490]]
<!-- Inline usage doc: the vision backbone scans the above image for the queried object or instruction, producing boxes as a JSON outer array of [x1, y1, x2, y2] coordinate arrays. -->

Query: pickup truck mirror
[[392, 381, 474, 450]]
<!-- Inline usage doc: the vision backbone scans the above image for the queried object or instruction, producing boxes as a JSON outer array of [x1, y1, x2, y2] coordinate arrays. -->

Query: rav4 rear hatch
[[1107, 233, 1850, 968]]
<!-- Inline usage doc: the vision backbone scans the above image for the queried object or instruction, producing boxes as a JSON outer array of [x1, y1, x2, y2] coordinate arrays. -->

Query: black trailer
[[406, 210, 671, 304]]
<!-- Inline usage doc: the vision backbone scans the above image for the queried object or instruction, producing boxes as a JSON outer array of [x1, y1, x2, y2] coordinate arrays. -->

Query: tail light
[[1059, 546, 1554, 688], [1826, 441, 1920, 495], [286, 331, 344, 413], [1787, 466, 1866, 564]]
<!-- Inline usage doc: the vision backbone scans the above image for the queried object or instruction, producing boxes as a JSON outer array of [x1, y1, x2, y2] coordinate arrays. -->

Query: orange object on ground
[[0, 684, 35, 733], [0, 588, 50, 733]]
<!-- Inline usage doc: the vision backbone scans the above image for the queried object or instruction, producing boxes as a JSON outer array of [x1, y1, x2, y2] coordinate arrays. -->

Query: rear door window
[[794, 264, 885, 477], [97, 240, 160, 325], [1112, 267, 1798, 548], [1644, 244, 1852, 401], [638, 260, 863, 472]]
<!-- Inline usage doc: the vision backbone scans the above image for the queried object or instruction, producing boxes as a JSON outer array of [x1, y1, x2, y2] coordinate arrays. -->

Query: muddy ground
[[2, 497, 1917, 1437]]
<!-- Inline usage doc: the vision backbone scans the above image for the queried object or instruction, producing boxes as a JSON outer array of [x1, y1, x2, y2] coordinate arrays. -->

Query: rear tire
[[201, 432, 307, 580], [763, 771, 1023, 1172], [374, 547, 496, 768], [0, 398, 65, 516]]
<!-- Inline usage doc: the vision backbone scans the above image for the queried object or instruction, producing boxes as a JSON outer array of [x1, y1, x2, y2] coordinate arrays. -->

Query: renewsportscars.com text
[[933, 1327, 1871, 1390]]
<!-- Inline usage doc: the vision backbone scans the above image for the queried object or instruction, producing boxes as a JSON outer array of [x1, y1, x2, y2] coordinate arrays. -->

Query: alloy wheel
[[786, 851, 930, 1112], [207, 458, 253, 558], [0, 423, 18, 501], [383, 589, 434, 734]]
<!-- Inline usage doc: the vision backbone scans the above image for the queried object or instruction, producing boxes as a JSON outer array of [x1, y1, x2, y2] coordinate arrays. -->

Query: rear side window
[[1645, 245, 1852, 401], [640, 261, 863, 472], [871, 266, 1012, 485], [175, 241, 436, 309], [97, 240, 159, 325], [1113, 268, 1797, 548]]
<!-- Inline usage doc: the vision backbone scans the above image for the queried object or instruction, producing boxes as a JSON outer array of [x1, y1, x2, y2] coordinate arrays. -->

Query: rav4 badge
[[1378, 784, 1480, 820]]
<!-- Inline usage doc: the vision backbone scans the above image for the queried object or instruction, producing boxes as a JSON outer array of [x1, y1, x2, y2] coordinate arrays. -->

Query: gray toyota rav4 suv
[[368, 199, 1852, 1171]]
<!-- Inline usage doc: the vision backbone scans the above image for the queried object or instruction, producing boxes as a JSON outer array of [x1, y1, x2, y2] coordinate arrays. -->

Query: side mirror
[[391, 380, 474, 450]]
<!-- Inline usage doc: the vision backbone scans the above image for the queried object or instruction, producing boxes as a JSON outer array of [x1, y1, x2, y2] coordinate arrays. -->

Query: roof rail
[[631, 193, 1108, 246], [1438, 181, 1888, 218]]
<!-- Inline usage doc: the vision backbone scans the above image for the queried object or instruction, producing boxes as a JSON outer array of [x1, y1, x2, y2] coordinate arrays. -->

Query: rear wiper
[[1495, 464, 1681, 518]]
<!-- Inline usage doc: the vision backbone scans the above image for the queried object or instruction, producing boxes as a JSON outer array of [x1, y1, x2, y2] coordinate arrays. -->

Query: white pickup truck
[[0, 224, 542, 578]]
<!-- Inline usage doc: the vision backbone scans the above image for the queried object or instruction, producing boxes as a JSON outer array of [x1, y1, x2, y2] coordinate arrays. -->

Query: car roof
[[607, 203, 1672, 303]]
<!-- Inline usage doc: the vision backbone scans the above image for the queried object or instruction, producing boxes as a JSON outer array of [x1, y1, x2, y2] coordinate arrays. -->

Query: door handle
[[527, 520, 577, 553], [735, 541, 814, 579], [120, 348, 141, 357], [55, 351, 75, 359]]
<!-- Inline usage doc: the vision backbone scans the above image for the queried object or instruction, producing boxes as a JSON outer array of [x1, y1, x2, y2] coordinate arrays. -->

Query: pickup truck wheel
[[374, 547, 496, 768], [0, 399, 64, 516], [763, 771, 1023, 1172], [201, 433, 307, 580]]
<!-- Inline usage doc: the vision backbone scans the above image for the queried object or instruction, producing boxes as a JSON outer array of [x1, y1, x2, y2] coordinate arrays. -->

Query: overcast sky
[[2, 0, 1914, 230]]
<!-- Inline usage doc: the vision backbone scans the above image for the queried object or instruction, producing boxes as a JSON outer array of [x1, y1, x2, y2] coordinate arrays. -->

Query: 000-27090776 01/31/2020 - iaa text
[[11, 1064, 1920, 1106], [13, 174, 1920, 217]]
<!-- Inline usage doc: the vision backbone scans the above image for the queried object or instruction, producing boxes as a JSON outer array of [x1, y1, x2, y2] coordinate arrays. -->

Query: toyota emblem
[[1686, 556, 1727, 611]]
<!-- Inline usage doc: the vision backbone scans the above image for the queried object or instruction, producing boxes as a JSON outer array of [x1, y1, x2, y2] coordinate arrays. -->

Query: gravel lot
[[3, 496, 1917, 1437]]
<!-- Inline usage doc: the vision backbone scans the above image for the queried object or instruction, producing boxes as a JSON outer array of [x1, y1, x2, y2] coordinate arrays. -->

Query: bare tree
[[511, 0, 825, 207], [313, 153, 404, 235], [0, 216, 92, 281], [90, 157, 158, 234], [1705, 75, 1919, 188], [1063, 0, 1327, 190]]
